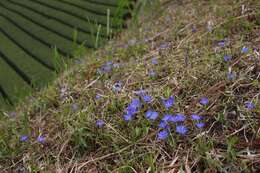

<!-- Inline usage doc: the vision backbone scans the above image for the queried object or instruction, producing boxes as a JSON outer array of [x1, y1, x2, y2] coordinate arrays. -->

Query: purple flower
[[96, 119, 105, 127], [162, 114, 174, 122], [123, 113, 133, 121], [171, 114, 186, 122], [224, 55, 232, 62], [176, 125, 188, 135], [157, 130, 169, 140], [162, 96, 175, 109], [20, 135, 28, 142], [37, 135, 45, 143], [227, 72, 235, 80], [129, 98, 141, 110], [113, 81, 122, 92], [148, 70, 156, 77], [159, 42, 170, 49], [191, 114, 202, 121], [245, 101, 255, 110], [142, 95, 153, 103], [151, 57, 158, 65], [241, 46, 249, 53], [158, 120, 169, 129], [195, 122, 205, 128], [95, 94, 102, 100], [218, 40, 225, 47], [199, 97, 209, 105], [145, 110, 159, 120]]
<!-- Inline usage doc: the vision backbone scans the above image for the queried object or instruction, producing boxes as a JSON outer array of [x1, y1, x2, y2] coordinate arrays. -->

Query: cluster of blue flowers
[[19, 134, 45, 144]]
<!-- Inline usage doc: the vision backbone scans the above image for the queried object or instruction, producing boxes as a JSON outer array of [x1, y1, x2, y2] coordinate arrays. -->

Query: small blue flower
[[191, 114, 202, 121], [195, 122, 205, 128], [224, 55, 232, 62], [200, 97, 209, 105], [162, 96, 175, 109], [148, 70, 156, 77], [20, 135, 28, 142], [171, 114, 186, 122], [37, 135, 45, 143], [142, 95, 153, 103], [158, 120, 169, 129], [145, 110, 159, 120], [218, 40, 225, 47], [151, 57, 158, 65], [176, 125, 188, 135], [192, 25, 197, 33], [96, 119, 105, 127], [162, 114, 174, 122], [245, 101, 255, 110], [95, 94, 102, 100], [113, 81, 122, 92], [227, 72, 235, 80], [157, 130, 169, 140], [123, 114, 133, 121], [241, 46, 249, 53], [159, 42, 170, 49], [129, 98, 141, 110]]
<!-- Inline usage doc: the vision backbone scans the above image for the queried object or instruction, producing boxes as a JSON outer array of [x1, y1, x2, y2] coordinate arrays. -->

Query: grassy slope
[[0, 0, 260, 172]]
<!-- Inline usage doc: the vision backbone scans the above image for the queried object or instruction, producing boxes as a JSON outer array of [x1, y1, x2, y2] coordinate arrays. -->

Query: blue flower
[[129, 98, 141, 110], [196, 122, 205, 128], [145, 110, 159, 120], [241, 46, 249, 53], [151, 57, 158, 65], [191, 114, 202, 121], [37, 135, 45, 143], [162, 114, 174, 122], [157, 130, 169, 140], [123, 113, 133, 121], [218, 40, 225, 47], [20, 135, 28, 142], [96, 119, 105, 127], [199, 97, 209, 105], [142, 95, 153, 103], [158, 120, 169, 129], [162, 96, 175, 109], [148, 70, 156, 77], [171, 114, 186, 122], [245, 101, 255, 110], [95, 94, 102, 100], [227, 72, 235, 80], [224, 55, 232, 62], [159, 42, 170, 49], [176, 125, 188, 135], [113, 82, 122, 92]]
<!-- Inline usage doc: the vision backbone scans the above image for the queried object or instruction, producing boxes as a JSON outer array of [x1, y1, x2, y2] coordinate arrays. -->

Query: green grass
[[0, 0, 259, 172]]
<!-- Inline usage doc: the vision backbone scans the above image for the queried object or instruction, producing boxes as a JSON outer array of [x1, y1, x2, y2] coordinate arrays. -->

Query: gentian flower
[[20, 135, 28, 142], [191, 114, 202, 121], [245, 101, 255, 110], [176, 125, 188, 135], [142, 94, 153, 103], [171, 114, 186, 122], [224, 55, 232, 62], [37, 135, 45, 143], [123, 113, 133, 121], [227, 72, 235, 80], [241, 46, 249, 53], [113, 81, 122, 92], [218, 40, 225, 47], [200, 97, 209, 105], [162, 96, 175, 109], [148, 70, 156, 77], [158, 120, 169, 129], [196, 122, 205, 128], [157, 130, 169, 140], [95, 94, 102, 100], [96, 119, 105, 127], [145, 110, 159, 120], [151, 57, 158, 65], [159, 42, 170, 49], [162, 114, 174, 122]]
